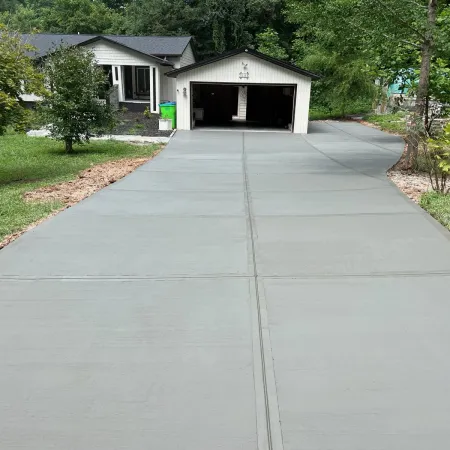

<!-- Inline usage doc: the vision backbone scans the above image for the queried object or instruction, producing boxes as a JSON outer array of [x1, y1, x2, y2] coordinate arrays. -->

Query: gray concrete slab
[[75, 189, 246, 216], [0, 214, 251, 277], [248, 172, 389, 191], [253, 213, 450, 276], [251, 187, 417, 216], [262, 276, 450, 450], [137, 158, 243, 173], [0, 278, 258, 450], [112, 170, 244, 191], [2, 120, 450, 450]]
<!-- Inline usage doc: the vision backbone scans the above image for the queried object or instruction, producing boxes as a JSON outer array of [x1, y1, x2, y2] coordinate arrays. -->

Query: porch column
[[112, 65, 124, 102], [155, 66, 161, 114], [131, 66, 136, 99], [149, 66, 159, 114]]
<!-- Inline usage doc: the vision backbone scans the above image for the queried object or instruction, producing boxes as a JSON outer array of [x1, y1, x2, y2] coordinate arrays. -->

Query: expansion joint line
[[241, 133, 283, 450]]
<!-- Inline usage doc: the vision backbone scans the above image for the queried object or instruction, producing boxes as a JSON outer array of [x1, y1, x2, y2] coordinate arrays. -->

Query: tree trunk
[[416, 0, 438, 118], [65, 138, 73, 153], [408, 0, 438, 164]]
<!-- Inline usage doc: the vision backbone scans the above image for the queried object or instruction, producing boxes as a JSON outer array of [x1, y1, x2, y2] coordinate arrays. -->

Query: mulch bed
[[111, 111, 173, 137], [0, 147, 163, 250]]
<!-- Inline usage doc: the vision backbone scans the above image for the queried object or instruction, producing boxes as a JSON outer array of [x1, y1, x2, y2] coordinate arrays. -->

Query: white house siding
[[83, 40, 158, 66], [180, 43, 196, 67], [174, 53, 312, 133], [160, 66, 177, 102], [167, 56, 180, 69]]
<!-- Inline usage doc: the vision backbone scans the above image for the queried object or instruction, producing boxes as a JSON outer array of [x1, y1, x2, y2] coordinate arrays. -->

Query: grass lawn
[[420, 192, 450, 231], [363, 112, 407, 135], [0, 133, 160, 242]]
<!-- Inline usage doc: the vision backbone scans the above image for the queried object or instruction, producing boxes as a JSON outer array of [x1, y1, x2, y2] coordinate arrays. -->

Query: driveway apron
[[2, 122, 450, 449]]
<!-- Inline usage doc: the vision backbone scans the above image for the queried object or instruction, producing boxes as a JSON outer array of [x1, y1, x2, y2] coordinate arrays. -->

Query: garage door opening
[[192, 83, 295, 132]]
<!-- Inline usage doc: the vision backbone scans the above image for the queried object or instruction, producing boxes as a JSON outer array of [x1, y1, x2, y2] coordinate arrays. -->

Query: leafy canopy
[[0, 25, 44, 135]]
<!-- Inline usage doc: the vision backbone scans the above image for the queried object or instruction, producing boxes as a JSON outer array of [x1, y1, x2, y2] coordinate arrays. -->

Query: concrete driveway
[[2, 121, 450, 449]]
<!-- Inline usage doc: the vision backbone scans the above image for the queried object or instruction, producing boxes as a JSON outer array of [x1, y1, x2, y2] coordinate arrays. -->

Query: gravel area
[[112, 111, 173, 137], [388, 170, 432, 203]]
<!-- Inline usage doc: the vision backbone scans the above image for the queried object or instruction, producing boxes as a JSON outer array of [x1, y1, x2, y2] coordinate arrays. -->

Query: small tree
[[256, 27, 288, 61], [0, 25, 44, 135], [40, 45, 116, 152]]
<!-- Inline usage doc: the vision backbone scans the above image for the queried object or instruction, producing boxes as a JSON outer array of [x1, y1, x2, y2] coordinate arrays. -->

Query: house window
[[114, 67, 118, 82], [135, 67, 150, 97]]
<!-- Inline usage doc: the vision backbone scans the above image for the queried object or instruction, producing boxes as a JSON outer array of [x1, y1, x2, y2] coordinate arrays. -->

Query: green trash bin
[[159, 102, 176, 129]]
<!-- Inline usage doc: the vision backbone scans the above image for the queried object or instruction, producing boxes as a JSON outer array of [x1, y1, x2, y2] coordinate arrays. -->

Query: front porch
[[103, 64, 162, 114]]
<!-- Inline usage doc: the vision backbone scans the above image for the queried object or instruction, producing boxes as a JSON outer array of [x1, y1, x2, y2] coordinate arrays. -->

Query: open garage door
[[191, 83, 296, 132]]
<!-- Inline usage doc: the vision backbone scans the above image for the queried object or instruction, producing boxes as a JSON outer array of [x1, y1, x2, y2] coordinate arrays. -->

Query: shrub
[[422, 124, 450, 193]]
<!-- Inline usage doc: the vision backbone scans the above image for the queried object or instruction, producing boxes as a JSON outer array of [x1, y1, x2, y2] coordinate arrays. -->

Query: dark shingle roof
[[22, 34, 192, 58]]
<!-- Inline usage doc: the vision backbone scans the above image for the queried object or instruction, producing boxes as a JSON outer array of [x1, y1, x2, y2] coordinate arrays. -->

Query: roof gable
[[166, 48, 320, 80]]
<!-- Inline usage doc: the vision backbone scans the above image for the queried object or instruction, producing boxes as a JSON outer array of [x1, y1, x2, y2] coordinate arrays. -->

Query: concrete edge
[[386, 177, 450, 242]]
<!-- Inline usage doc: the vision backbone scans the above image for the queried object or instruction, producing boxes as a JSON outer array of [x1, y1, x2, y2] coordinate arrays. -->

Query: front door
[[135, 67, 150, 99]]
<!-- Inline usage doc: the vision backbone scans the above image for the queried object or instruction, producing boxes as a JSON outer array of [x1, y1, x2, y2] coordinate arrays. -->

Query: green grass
[[309, 101, 372, 121], [309, 108, 343, 121], [363, 112, 407, 135], [420, 191, 450, 231], [0, 134, 160, 242]]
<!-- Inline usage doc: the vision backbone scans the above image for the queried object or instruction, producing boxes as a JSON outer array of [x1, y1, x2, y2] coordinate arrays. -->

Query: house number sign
[[239, 62, 249, 79]]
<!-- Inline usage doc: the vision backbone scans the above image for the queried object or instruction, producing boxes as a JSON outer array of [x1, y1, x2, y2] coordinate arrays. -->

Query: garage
[[191, 83, 296, 131], [166, 48, 319, 134]]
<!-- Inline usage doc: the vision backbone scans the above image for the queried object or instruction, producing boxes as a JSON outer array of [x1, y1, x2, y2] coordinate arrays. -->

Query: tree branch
[[367, 0, 427, 40]]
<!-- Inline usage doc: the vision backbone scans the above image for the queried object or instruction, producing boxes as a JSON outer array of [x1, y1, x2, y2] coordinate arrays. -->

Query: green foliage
[[123, 0, 285, 58], [256, 27, 288, 60], [420, 191, 450, 230], [143, 106, 152, 119], [286, 0, 450, 119], [0, 132, 160, 240], [40, 45, 117, 152], [425, 123, 450, 193], [309, 99, 372, 120], [1, 0, 124, 33], [286, 0, 378, 114], [0, 25, 44, 135], [363, 112, 408, 135]]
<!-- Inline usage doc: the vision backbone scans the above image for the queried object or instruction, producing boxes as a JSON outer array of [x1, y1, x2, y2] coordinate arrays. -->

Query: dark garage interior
[[192, 83, 295, 131]]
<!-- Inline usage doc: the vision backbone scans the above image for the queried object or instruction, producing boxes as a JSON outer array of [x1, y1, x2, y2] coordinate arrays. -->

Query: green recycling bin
[[159, 102, 176, 129]]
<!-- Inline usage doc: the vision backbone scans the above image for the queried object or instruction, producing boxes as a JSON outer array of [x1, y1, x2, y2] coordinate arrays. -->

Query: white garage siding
[[174, 53, 312, 134]]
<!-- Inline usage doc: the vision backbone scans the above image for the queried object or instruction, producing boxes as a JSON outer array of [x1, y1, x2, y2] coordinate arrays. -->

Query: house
[[22, 35, 319, 133], [21, 33, 196, 113]]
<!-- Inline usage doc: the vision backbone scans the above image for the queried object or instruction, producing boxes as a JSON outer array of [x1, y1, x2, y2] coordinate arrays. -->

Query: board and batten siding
[[174, 53, 312, 133], [83, 40, 159, 66]]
